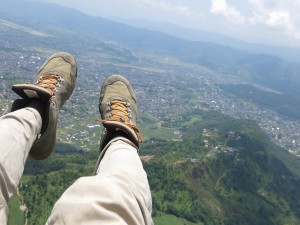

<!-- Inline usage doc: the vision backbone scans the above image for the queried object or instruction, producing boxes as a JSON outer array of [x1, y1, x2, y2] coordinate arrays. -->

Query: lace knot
[[35, 74, 63, 96], [102, 100, 143, 142]]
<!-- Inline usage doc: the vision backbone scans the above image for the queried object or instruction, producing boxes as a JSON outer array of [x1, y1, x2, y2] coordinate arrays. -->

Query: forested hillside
[[8, 111, 300, 225]]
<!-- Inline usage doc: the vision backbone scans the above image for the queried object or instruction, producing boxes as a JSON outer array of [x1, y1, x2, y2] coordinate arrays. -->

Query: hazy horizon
[[37, 0, 300, 48]]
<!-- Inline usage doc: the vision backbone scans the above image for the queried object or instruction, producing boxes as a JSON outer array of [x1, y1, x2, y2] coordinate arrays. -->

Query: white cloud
[[249, 0, 264, 9], [248, 0, 300, 41], [210, 0, 245, 24], [266, 10, 292, 29]]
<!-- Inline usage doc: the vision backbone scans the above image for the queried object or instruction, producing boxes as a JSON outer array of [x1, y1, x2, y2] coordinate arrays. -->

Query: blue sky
[[42, 0, 300, 47]]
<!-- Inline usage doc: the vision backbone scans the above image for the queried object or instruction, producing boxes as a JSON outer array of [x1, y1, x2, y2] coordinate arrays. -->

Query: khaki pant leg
[[0, 108, 42, 224], [46, 140, 153, 225]]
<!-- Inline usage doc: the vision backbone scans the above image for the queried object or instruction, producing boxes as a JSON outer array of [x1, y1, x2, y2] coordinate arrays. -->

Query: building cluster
[[1, 50, 300, 156]]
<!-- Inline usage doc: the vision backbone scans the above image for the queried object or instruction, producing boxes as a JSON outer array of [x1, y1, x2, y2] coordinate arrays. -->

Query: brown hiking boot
[[12, 52, 77, 160], [98, 75, 142, 153]]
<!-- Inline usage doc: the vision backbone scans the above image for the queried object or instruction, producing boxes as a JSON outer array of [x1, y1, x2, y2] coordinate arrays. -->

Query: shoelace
[[29, 74, 63, 96], [101, 99, 143, 142]]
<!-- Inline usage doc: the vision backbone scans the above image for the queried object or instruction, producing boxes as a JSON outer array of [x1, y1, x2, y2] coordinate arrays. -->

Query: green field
[[56, 113, 181, 152], [154, 212, 204, 225], [182, 114, 203, 126], [8, 194, 24, 225]]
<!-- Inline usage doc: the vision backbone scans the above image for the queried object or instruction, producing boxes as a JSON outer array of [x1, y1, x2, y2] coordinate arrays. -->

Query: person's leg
[[46, 138, 152, 225], [46, 75, 153, 225], [96, 138, 152, 224], [0, 103, 43, 224], [0, 52, 77, 224]]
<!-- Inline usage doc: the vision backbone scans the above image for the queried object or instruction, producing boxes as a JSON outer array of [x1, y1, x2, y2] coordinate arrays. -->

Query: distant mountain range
[[116, 18, 300, 63]]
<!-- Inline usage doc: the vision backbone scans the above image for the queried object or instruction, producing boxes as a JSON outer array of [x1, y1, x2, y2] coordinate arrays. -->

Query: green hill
[[221, 84, 300, 120], [143, 111, 300, 224]]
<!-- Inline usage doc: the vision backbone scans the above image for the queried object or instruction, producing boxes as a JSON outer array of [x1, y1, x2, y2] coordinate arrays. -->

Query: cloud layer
[[210, 0, 245, 24], [209, 0, 300, 45]]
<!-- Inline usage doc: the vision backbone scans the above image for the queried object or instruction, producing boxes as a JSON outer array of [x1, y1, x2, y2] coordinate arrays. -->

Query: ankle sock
[[27, 99, 46, 122]]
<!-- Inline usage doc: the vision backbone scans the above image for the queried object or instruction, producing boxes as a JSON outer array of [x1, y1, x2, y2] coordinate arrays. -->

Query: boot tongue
[[12, 84, 52, 102]]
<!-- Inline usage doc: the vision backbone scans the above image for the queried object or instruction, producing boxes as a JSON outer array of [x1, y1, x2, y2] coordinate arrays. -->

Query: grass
[[153, 212, 204, 225], [139, 113, 180, 141], [57, 117, 101, 151], [139, 123, 179, 141], [8, 194, 24, 225], [56, 112, 181, 153], [183, 114, 203, 126]]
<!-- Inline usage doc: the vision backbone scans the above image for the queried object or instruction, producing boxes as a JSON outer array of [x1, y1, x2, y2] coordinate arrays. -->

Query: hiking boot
[[12, 52, 77, 160], [98, 75, 142, 153]]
